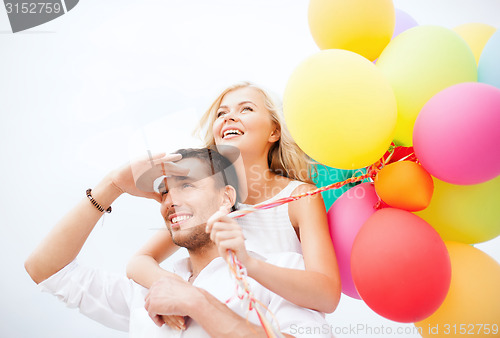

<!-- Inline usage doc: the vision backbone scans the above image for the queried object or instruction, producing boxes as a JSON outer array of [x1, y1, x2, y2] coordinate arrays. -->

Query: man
[[25, 147, 330, 337]]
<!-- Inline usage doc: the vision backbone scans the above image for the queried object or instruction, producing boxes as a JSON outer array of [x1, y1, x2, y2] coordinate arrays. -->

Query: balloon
[[376, 25, 477, 146], [351, 208, 451, 323], [453, 23, 496, 65], [308, 0, 395, 61], [374, 161, 433, 211], [283, 49, 397, 169], [413, 82, 500, 185], [312, 165, 366, 210], [416, 175, 500, 244], [415, 242, 500, 337], [327, 183, 379, 299], [478, 29, 500, 89], [392, 8, 418, 39]]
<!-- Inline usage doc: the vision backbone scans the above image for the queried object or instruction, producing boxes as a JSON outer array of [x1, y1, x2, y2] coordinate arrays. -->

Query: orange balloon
[[374, 161, 434, 211], [415, 242, 500, 337]]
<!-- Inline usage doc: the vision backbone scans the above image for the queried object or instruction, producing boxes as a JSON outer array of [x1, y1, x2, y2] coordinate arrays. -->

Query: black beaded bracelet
[[86, 188, 112, 213]]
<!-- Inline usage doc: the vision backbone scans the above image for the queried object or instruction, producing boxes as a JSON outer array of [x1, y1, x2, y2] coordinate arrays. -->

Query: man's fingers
[[153, 161, 190, 176]]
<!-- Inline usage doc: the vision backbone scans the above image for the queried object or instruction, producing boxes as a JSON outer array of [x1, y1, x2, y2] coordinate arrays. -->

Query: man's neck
[[187, 245, 220, 282]]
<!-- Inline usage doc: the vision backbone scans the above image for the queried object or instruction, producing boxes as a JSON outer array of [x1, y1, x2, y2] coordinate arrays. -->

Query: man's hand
[[206, 207, 253, 268], [144, 276, 202, 327], [107, 153, 189, 202]]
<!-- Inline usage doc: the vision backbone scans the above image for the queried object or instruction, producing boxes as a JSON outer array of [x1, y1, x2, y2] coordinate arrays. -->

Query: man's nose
[[161, 192, 178, 212]]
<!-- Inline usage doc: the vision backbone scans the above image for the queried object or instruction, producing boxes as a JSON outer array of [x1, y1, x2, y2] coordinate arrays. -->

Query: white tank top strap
[[273, 180, 308, 200]]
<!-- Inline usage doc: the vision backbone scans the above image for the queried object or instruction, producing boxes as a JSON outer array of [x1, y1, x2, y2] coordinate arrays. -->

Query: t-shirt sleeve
[[38, 260, 136, 332], [264, 252, 333, 338]]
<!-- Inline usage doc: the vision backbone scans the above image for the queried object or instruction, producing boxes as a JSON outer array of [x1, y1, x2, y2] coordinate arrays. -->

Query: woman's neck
[[241, 154, 288, 204]]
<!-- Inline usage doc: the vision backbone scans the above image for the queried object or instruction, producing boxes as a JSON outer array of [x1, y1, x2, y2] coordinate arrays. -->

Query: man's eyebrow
[[172, 176, 190, 181], [158, 176, 193, 190]]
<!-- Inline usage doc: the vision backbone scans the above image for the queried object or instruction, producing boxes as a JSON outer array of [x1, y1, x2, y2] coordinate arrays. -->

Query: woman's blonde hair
[[195, 81, 314, 184]]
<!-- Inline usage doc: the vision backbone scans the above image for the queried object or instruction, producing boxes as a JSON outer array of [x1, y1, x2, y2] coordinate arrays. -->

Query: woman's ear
[[222, 185, 237, 211], [269, 128, 281, 143]]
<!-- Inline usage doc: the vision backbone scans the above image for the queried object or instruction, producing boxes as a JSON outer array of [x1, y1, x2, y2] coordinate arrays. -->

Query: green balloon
[[311, 164, 367, 211]]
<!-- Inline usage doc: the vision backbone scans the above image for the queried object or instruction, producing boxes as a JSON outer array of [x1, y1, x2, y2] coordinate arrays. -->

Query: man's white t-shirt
[[39, 252, 332, 337]]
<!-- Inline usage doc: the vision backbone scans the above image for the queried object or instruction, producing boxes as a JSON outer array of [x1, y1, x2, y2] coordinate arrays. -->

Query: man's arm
[[25, 152, 187, 284], [144, 277, 294, 338], [24, 178, 122, 284]]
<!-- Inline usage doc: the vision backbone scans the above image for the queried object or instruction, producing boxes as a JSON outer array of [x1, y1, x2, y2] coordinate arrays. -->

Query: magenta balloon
[[414, 82, 500, 185], [392, 8, 418, 39], [328, 183, 379, 299]]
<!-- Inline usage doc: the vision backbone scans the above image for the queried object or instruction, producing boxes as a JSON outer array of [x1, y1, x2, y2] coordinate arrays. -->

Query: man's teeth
[[172, 215, 192, 224], [223, 129, 243, 138]]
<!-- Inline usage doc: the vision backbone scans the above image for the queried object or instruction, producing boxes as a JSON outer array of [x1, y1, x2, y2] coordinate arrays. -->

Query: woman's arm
[[207, 184, 341, 313], [144, 278, 294, 338], [126, 230, 182, 288]]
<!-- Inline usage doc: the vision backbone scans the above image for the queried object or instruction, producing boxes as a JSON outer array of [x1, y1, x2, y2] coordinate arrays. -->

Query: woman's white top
[[237, 180, 306, 255]]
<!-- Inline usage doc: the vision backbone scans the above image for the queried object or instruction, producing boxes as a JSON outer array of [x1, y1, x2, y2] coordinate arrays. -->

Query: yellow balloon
[[416, 175, 500, 244], [453, 23, 497, 65], [308, 0, 395, 61], [376, 26, 477, 146], [415, 242, 500, 337], [283, 49, 397, 169]]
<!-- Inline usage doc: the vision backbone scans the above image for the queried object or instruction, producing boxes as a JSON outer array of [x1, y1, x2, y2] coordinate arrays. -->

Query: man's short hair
[[172, 147, 240, 203]]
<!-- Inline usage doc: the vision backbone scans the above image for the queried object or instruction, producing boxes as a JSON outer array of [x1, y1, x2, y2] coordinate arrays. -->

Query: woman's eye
[[242, 106, 253, 112], [182, 183, 193, 189], [217, 111, 227, 118]]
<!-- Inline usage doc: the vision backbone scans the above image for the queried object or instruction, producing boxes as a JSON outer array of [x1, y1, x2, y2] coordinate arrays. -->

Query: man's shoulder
[[250, 251, 305, 270]]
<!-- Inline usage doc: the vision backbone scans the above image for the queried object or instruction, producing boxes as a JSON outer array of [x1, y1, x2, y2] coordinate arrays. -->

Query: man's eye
[[182, 183, 193, 189]]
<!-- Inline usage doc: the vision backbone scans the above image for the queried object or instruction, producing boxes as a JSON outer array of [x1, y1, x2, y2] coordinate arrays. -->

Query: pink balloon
[[414, 82, 500, 185], [393, 8, 418, 39], [327, 183, 379, 299]]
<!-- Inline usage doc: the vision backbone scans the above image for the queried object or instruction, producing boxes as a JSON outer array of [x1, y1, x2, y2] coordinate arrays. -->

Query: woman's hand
[[206, 207, 252, 267], [106, 153, 189, 203], [160, 315, 186, 331]]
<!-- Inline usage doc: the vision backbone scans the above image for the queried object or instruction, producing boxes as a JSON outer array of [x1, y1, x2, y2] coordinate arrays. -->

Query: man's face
[[159, 157, 224, 250]]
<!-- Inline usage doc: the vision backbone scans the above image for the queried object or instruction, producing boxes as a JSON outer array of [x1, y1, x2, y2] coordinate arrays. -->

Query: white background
[[1, 1, 499, 337]]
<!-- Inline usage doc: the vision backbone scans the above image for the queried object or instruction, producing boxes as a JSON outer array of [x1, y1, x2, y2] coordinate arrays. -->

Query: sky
[[1, 1, 499, 337]]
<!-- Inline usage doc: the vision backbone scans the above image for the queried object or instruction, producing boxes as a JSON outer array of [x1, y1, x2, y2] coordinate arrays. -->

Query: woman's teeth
[[223, 129, 243, 138]]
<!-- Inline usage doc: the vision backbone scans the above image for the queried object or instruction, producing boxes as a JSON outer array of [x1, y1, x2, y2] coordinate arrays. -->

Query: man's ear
[[269, 127, 280, 143], [221, 185, 237, 211]]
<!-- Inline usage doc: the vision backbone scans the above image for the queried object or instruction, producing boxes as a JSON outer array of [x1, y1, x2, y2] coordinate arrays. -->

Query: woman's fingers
[[210, 227, 242, 243], [162, 315, 186, 331], [206, 206, 234, 233]]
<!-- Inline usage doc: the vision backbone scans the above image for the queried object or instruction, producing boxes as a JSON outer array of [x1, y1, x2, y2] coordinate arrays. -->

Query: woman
[[127, 82, 341, 330]]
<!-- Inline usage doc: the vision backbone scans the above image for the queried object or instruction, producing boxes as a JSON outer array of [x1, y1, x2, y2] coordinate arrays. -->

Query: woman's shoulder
[[289, 180, 316, 194]]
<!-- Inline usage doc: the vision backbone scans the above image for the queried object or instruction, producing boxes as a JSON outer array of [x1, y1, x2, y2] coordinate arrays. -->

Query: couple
[[25, 147, 332, 337]]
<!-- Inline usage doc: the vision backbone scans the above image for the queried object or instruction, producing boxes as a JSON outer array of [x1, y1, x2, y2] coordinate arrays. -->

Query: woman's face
[[212, 87, 279, 157]]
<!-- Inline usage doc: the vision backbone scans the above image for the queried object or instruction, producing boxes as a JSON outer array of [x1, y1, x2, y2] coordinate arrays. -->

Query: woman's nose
[[223, 110, 239, 122]]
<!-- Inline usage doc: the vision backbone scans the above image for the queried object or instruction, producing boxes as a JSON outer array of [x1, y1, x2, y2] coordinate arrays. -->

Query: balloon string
[[228, 160, 382, 220], [222, 160, 384, 337]]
